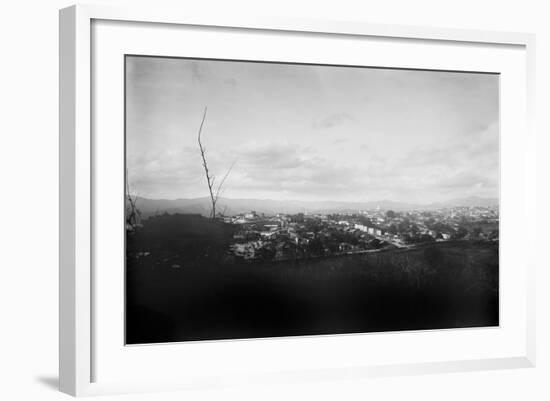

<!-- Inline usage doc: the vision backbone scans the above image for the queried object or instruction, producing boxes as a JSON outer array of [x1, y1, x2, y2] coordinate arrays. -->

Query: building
[[260, 231, 278, 239], [354, 223, 369, 232], [244, 211, 258, 220]]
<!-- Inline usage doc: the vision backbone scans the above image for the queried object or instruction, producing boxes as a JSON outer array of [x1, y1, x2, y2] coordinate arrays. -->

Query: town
[[224, 206, 499, 262]]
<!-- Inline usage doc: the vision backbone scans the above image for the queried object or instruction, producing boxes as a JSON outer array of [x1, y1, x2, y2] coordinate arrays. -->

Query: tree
[[125, 168, 141, 230], [307, 238, 325, 257], [358, 215, 372, 226], [453, 226, 468, 240], [196, 107, 235, 219], [472, 227, 483, 238], [385, 210, 396, 219], [291, 213, 305, 223], [387, 224, 398, 235]]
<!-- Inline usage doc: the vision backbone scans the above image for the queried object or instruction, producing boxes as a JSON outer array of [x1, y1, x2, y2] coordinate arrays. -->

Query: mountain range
[[131, 196, 499, 218]]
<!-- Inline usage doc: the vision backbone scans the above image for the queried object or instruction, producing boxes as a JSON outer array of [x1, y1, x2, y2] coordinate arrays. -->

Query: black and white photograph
[[125, 55, 499, 344], [2, 0, 547, 399]]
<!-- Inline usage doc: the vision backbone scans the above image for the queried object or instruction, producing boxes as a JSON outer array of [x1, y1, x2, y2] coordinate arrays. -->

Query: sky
[[126, 56, 499, 204]]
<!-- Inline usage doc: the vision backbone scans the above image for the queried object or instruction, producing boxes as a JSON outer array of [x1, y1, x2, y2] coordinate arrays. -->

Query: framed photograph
[[59, 4, 536, 396]]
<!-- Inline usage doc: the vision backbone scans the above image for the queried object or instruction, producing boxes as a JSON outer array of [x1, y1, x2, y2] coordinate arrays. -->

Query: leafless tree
[[126, 168, 141, 229], [197, 107, 236, 219]]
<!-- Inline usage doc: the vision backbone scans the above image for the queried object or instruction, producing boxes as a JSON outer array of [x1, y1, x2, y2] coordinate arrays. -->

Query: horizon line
[[132, 194, 499, 205]]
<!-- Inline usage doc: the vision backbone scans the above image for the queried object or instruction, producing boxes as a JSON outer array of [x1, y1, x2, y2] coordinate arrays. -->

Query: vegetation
[[196, 107, 235, 218], [126, 214, 498, 344]]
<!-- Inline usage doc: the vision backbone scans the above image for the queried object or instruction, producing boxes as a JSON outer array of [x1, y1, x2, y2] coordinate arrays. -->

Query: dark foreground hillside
[[126, 214, 498, 344]]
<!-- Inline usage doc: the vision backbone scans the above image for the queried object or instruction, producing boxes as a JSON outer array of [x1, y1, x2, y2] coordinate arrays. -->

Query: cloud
[[223, 77, 237, 87], [190, 62, 209, 83], [227, 143, 360, 198], [312, 113, 354, 129], [397, 120, 499, 173], [126, 57, 499, 202], [127, 146, 205, 198], [235, 143, 308, 170], [435, 171, 497, 191]]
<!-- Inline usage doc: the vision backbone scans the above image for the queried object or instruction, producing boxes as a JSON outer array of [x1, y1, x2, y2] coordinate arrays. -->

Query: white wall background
[[0, 0, 547, 399]]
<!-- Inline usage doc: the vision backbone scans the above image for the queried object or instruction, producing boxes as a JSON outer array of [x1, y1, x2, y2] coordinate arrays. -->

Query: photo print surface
[[125, 55, 499, 344]]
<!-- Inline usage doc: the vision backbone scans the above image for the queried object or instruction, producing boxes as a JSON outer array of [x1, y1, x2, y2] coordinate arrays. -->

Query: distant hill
[[432, 196, 499, 208], [131, 196, 498, 218]]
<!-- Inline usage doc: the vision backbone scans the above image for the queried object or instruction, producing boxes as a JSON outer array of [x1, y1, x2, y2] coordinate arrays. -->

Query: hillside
[[130, 195, 499, 218]]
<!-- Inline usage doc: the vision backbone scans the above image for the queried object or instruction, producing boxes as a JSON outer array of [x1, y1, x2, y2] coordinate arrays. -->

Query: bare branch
[[196, 107, 237, 219], [214, 159, 237, 201], [125, 168, 141, 228], [197, 107, 218, 218]]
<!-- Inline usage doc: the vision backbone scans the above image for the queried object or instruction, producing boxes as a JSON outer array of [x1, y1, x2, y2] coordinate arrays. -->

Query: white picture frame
[[59, 3, 536, 397]]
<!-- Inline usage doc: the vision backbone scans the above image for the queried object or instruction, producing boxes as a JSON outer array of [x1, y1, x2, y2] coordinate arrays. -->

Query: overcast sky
[[126, 56, 499, 203]]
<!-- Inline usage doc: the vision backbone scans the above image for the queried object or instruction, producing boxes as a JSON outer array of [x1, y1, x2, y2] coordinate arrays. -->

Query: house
[[244, 211, 258, 220], [260, 231, 278, 239]]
